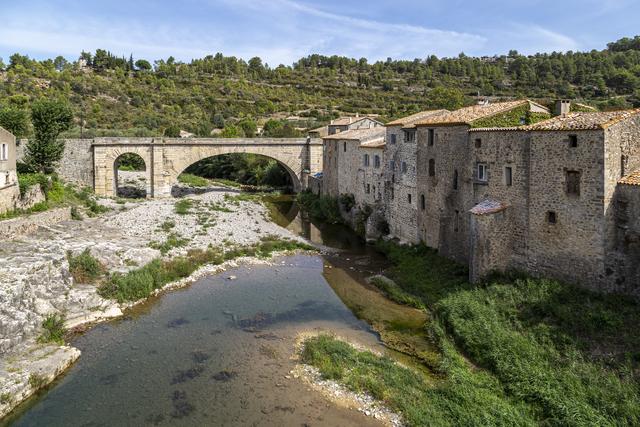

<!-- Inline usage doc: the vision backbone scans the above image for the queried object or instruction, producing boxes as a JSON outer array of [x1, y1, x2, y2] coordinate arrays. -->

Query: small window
[[621, 155, 629, 178], [374, 155, 380, 168], [504, 166, 513, 186], [405, 130, 416, 143], [391, 187, 394, 200], [389, 160, 395, 170], [547, 211, 557, 224], [428, 159, 435, 176], [366, 183, 371, 194], [428, 129, 435, 146], [474, 138, 482, 149], [390, 134, 397, 145], [566, 170, 580, 196], [401, 161, 407, 173], [477, 163, 488, 182], [0, 143, 7, 161], [420, 194, 425, 210], [407, 194, 412, 204], [363, 154, 370, 167], [568, 135, 578, 148], [453, 170, 458, 190], [454, 210, 460, 232], [343, 141, 347, 152]]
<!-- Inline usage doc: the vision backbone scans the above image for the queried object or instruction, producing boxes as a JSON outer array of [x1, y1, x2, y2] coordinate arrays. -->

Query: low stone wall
[[0, 207, 72, 240]]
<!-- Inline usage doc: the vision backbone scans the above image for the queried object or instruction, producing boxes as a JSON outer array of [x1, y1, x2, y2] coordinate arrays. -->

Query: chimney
[[555, 100, 571, 116]]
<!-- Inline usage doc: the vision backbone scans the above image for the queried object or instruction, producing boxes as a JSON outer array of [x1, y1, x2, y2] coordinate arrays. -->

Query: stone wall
[[527, 129, 607, 289], [0, 128, 18, 215], [384, 126, 419, 243], [16, 139, 95, 189], [468, 129, 531, 275], [416, 125, 473, 263], [608, 184, 640, 297], [0, 207, 71, 240]]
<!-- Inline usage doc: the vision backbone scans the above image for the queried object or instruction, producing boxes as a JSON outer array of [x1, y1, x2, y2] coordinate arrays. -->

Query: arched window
[[420, 194, 425, 210], [428, 159, 435, 176], [453, 170, 458, 190]]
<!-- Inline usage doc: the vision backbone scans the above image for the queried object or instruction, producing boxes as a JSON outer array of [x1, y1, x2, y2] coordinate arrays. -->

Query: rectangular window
[[428, 159, 435, 177], [0, 144, 6, 160], [504, 166, 513, 186], [477, 163, 488, 182], [343, 141, 347, 152], [407, 194, 412, 204], [401, 161, 407, 173], [374, 155, 380, 168], [389, 160, 395, 170], [454, 210, 460, 232], [568, 135, 578, 148], [390, 134, 397, 145], [566, 170, 580, 196], [475, 138, 482, 148], [405, 130, 416, 143], [363, 154, 370, 167], [428, 129, 434, 146], [366, 183, 370, 194], [547, 211, 557, 224]]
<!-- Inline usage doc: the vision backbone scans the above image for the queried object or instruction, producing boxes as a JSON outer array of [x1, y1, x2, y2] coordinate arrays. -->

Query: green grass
[[368, 276, 426, 310], [37, 313, 66, 345], [178, 173, 210, 187], [211, 179, 242, 188], [149, 233, 190, 255], [174, 198, 194, 215], [99, 236, 314, 302], [302, 334, 533, 427], [159, 219, 176, 232], [28, 373, 47, 390], [67, 249, 105, 283], [371, 241, 640, 426]]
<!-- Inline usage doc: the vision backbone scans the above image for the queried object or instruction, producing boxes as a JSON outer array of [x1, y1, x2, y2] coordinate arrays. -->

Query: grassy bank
[[303, 241, 640, 426], [296, 190, 343, 224], [98, 236, 314, 302], [379, 242, 640, 425], [0, 174, 108, 220]]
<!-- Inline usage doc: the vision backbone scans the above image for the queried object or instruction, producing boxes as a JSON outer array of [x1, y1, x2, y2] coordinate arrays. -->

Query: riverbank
[[0, 185, 309, 419]]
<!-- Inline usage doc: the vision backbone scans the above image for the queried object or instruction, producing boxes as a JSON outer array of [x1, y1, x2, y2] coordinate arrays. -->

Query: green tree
[[135, 59, 152, 71], [238, 117, 257, 137], [26, 99, 73, 173], [164, 124, 181, 137], [0, 106, 30, 138], [428, 86, 465, 110], [220, 125, 241, 138]]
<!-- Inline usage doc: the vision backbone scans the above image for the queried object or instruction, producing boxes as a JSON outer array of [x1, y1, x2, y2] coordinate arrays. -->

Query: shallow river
[[5, 196, 419, 426]]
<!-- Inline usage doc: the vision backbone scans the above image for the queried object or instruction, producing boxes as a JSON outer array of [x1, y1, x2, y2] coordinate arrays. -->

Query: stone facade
[[384, 110, 448, 244], [0, 127, 19, 214], [322, 127, 385, 207], [324, 101, 640, 295]]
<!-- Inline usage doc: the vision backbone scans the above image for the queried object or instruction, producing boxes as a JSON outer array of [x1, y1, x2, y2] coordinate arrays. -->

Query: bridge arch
[[171, 151, 302, 193], [92, 138, 323, 198]]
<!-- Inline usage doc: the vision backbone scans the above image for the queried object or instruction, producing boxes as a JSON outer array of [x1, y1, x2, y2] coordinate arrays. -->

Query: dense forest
[[1, 36, 640, 139]]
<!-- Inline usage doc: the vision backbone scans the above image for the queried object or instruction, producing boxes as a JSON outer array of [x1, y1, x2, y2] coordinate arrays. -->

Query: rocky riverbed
[[0, 185, 302, 419]]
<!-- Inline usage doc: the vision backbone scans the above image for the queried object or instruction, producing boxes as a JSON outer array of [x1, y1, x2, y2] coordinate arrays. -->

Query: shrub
[[28, 373, 48, 390], [37, 313, 66, 345], [67, 249, 105, 283]]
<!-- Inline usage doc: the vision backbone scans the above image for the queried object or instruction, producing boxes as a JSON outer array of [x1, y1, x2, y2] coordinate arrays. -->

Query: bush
[[67, 249, 105, 283], [296, 190, 343, 224], [37, 313, 66, 345]]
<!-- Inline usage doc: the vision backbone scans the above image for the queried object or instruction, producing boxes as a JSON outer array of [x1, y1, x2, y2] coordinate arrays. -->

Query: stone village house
[[0, 126, 19, 215], [322, 100, 640, 295]]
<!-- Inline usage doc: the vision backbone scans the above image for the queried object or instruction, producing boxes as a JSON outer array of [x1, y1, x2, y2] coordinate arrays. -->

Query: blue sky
[[1, 0, 639, 65]]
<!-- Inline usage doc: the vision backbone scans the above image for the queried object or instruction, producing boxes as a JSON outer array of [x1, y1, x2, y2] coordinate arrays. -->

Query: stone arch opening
[[172, 153, 301, 196], [114, 153, 148, 198]]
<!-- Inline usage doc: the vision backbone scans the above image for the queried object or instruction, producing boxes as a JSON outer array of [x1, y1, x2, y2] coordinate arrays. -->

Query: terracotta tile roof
[[415, 100, 530, 127], [619, 170, 640, 186], [330, 116, 381, 126], [386, 109, 449, 127], [525, 109, 640, 131], [359, 138, 386, 148], [323, 127, 386, 142], [470, 199, 509, 216]]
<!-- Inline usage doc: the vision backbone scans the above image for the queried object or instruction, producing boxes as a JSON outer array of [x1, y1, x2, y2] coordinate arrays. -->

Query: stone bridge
[[90, 137, 323, 197]]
